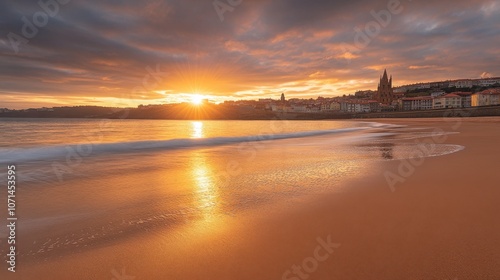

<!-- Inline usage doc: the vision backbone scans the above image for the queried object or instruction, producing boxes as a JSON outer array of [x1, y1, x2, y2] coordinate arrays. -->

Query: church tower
[[376, 69, 394, 104]]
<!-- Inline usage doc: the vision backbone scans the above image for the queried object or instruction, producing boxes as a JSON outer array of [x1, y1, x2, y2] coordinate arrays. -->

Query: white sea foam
[[0, 126, 371, 164]]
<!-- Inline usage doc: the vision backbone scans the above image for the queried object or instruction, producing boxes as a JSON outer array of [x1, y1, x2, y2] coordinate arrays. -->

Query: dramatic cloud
[[0, 0, 499, 108]]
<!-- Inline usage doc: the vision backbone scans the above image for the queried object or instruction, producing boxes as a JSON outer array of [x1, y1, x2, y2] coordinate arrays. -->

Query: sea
[[0, 118, 464, 273]]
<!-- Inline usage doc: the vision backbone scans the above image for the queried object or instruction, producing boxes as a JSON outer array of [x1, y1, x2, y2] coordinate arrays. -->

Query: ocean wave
[[0, 126, 376, 164]]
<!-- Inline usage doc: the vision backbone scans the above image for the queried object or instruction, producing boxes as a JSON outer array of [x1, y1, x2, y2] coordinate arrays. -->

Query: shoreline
[[1, 105, 500, 120], [2, 117, 500, 279]]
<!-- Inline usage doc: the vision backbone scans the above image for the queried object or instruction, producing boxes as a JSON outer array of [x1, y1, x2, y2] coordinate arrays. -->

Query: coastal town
[[1, 70, 499, 118], [251, 70, 500, 114]]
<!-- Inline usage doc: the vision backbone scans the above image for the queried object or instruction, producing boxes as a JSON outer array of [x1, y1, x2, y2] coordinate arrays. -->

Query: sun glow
[[190, 94, 204, 105]]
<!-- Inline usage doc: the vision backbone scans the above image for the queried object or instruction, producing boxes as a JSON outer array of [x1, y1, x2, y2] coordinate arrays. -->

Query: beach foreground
[[2, 117, 500, 279]]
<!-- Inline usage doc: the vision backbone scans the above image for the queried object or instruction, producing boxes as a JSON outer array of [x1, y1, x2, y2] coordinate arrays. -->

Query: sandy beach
[[2, 117, 500, 280], [1, 0, 498, 278]]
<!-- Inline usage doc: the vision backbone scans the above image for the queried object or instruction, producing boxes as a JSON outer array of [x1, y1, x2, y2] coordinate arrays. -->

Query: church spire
[[376, 69, 394, 105], [382, 69, 388, 81]]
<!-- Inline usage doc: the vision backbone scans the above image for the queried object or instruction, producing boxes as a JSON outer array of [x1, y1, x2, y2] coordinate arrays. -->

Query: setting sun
[[190, 94, 204, 105]]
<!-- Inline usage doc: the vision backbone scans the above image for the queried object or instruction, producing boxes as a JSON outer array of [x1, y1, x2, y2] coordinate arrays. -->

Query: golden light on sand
[[190, 152, 219, 219]]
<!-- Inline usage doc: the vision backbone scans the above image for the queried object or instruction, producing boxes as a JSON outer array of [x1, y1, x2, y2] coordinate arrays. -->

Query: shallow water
[[0, 119, 463, 277]]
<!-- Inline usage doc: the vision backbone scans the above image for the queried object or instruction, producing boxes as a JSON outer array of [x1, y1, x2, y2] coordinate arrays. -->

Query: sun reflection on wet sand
[[190, 151, 219, 219], [189, 121, 219, 218]]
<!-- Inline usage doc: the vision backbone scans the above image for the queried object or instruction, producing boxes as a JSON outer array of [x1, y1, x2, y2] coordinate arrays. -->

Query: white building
[[478, 79, 500, 87], [306, 106, 321, 113], [321, 102, 341, 111], [433, 93, 462, 109], [431, 91, 445, 98], [471, 92, 500, 107], [454, 92, 472, 108], [346, 103, 368, 113], [453, 80, 473, 88], [417, 83, 431, 89], [341, 100, 377, 113], [404, 97, 433, 111]]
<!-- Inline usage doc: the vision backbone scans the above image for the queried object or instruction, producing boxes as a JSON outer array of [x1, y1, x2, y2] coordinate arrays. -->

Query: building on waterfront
[[272, 93, 288, 112], [433, 93, 462, 109], [453, 92, 472, 108], [340, 100, 379, 113], [376, 69, 395, 105], [321, 101, 341, 111], [471, 91, 500, 107], [399, 96, 433, 111]]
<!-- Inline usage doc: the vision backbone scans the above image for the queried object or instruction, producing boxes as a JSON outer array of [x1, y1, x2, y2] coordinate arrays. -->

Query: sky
[[0, 0, 499, 109]]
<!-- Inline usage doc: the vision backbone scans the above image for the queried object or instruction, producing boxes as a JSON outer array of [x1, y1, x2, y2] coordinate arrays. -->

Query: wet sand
[[3, 117, 500, 279]]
